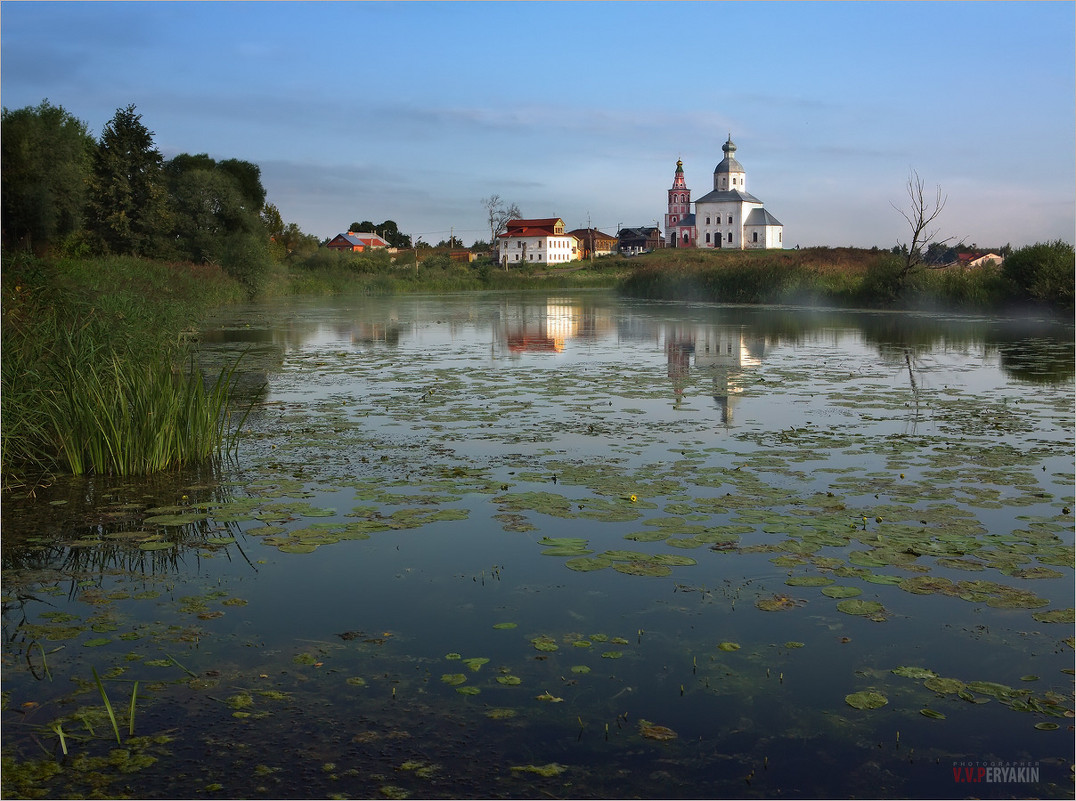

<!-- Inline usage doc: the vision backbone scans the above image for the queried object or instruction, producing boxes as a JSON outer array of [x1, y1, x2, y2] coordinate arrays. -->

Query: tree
[[348, 219, 410, 248], [86, 104, 169, 256], [1, 100, 95, 251], [483, 195, 520, 250], [891, 170, 958, 289], [164, 152, 271, 291], [1002, 240, 1074, 310]]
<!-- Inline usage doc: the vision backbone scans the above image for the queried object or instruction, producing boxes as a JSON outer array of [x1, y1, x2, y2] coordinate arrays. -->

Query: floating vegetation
[[717, 642, 741, 652], [836, 600, 886, 618], [821, 586, 862, 599], [920, 708, 946, 719], [638, 719, 678, 740], [845, 691, 888, 710], [510, 763, 566, 777], [440, 674, 466, 686], [755, 594, 804, 612], [531, 636, 558, 653], [1031, 608, 1074, 624]]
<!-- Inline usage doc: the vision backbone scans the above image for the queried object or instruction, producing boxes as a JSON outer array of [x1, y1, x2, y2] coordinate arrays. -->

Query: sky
[[2, 1, 1074, 249]]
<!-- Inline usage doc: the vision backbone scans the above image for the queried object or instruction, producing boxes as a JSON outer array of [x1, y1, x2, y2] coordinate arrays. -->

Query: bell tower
[[665, 159, 691, 247]]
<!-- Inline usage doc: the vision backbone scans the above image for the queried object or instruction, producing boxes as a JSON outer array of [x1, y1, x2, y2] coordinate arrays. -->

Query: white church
[[665, 136, 784, 250]]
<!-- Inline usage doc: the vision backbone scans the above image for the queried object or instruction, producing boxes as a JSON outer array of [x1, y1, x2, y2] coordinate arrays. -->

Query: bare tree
[[891, 170, 958, 285], [483, 195, 520, 252]]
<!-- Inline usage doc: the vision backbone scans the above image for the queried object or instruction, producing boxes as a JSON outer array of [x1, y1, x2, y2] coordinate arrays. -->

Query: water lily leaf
[[531, 636, 558, 652], [924, 677, 966, 694], [638, 719, 677, 740], [492, 622, 518, 630], [511, 763, 566, 777], [1032, 608, 1075, 624], [462, 657, 489, 672], [83, 637, 111, 647], [784, 641, 805, 649], [570, 665, 591, 674], [836, 599, 885, 617], [845, 690, 888, 710], [565, 556, 612, 572], [456, 686, 480, 695], [717, 642, 740, 652], [785, 576, 834, 587], [892, 666, 937, 679], [535, 691, 563, 702], [821, 586, 862, 599], [486, 708, 517, 720], [613, 561, 672, 577], [1034, 722, 1059, 730], [441, 673, 467, 686], [496, 675, 521, 686], [601, 651, 623, 659], [138, 541, 176, 551], [920, 708, 946, 719], [346, 677, 367, 687]]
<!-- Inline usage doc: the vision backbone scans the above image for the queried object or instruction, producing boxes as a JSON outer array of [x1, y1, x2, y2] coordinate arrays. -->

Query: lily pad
[[785, 576, 834, 587], [717, 642, 740, 652], [531, 636, 558, 652], [1031, 608, 1075, 624], [845, 690, 888, 710], [821, 586, 862, 599], [836, 599, 885, 617], [924, 677, 966, 694], [892, 666, 937, 679], [638, 720, 677, 741], [920, 708, 946, 719], [440, 673, 467, 686]]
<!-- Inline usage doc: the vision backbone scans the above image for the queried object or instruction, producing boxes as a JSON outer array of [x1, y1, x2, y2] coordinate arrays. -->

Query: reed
[[91, 667, 122, 746], [2, 254, 249, 479]]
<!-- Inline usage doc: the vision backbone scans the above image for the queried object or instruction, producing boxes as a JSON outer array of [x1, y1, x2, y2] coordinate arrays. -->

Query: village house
[[568, 228, 618, 260], [325, 231, 391, 252], [498, 218, 579, 267], [618, 226, 664, 255], [666, 136, 784, 250]]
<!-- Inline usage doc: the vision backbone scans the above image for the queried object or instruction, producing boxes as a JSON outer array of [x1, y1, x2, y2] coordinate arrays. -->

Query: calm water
[[2, 290, 1073, 799]]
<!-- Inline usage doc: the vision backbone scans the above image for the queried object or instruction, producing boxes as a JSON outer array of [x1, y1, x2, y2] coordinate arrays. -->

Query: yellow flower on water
[[629, 495, 637, 503]]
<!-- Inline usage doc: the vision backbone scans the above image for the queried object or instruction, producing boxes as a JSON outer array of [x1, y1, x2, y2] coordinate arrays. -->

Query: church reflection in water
[[493, 297, 765, 424], [665, 326, 764, 424]]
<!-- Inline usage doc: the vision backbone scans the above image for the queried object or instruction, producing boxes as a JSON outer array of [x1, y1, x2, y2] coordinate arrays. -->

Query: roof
[[714, 157, 745, 174], [336, 231, 390, 247], [567, 228, 616, 240], [618, 227, 661, 239], [694, 189, 763, 205], [500, 217, 565, 238], [744, 208, 783, 227], [672, 213, 696, 227]]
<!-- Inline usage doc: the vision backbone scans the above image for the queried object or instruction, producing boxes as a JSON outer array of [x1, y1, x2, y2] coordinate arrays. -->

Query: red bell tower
[[665, 159, 694, 248]]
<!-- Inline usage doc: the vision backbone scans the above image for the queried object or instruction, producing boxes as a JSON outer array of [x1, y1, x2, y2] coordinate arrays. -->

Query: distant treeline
[[618, 245, 1074, 313]]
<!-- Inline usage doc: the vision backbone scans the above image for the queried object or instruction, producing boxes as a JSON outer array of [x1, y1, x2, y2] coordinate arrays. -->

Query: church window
[[727, 232, 733, 243], [705, 233, 711, 243], [705, 216, 710, 225], [752, 232, 758, 243], [727, 215, 733, 224]]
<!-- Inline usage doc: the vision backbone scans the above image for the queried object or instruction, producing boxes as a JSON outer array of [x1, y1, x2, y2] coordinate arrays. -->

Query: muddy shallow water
[[2, 290, 1073, 799]]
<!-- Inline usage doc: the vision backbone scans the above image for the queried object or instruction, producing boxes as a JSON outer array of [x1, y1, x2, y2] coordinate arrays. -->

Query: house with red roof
[[497, 218, 579, 268], [325, 231, 391, 252]]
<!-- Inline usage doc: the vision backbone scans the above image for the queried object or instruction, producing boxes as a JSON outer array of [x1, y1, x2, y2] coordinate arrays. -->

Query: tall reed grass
[[2, 254, 249, 480]]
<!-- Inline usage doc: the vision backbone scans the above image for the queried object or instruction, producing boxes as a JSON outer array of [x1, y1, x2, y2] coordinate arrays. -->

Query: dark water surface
[[3, 291, 1073, 799]]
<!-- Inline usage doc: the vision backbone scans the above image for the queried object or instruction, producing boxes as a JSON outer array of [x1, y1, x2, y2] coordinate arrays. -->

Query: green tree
[[1002, 240, 1074, 310], [1, 100, 95, 251], [86, 104, 169, 256], [164, 152, 271, 292]]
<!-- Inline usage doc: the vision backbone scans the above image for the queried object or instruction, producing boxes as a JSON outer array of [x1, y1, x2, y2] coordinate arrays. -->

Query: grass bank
[[617, 247, 1019, 311], [2, 254, 248, 484]]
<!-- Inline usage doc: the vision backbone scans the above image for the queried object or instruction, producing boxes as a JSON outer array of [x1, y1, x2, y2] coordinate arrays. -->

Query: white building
[[498, 217, 579, 267], [670, 136, 784, 250]]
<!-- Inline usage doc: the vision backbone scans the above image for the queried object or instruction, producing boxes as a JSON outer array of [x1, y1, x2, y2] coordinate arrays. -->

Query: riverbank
[[616, 247, 1073, 313]]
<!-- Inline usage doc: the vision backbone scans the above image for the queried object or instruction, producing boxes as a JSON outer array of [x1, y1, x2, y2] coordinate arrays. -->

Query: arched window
[[727, 232, 733, 243], [727, 215, 733, 224]]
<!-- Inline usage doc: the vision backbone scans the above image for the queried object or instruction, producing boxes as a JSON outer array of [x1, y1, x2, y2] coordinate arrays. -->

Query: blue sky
[[3, 1, 1073, 248]]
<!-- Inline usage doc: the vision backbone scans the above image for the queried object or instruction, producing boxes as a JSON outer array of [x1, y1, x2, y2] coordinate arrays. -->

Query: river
[[2, 290, 1073, 798]]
